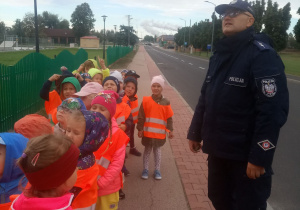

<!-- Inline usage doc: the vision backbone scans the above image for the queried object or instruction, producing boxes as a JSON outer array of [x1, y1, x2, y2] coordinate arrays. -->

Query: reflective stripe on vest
[[145, 117, 167, 126], [131, 107, 139, 114], [116, 116, 126, 125], [96, 157, 110, 169], [144, 126, 166, 134]]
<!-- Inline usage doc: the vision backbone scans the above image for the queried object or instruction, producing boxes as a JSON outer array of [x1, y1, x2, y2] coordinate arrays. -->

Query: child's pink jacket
[[10, 193, 74, 210], [95, 118, 128, 196]]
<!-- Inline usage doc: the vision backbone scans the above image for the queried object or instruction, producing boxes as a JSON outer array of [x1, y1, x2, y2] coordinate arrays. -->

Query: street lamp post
[[34, 0, 39, 53], [180, 18, 186, 51], [101, 15, 107, 59], [204, 1, 216, 54], [113, 25, 117, 47]]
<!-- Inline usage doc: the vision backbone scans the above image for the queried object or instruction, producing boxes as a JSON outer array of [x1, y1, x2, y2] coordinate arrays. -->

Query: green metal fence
[[106, 46, 133, 66], [0, 49, 88, 132]]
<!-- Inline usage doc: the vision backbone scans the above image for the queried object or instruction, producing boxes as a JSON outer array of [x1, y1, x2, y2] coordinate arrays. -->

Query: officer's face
[[222, 9, 254, 37]]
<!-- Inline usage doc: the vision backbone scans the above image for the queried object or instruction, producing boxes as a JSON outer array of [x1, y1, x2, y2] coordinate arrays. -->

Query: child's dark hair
[[84, 60, 95, 70], [17, 134, 73, 197]]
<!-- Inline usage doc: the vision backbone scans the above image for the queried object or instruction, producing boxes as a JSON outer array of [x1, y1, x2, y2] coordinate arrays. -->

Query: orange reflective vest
[[44, 90, 62, 115], [114, 102, 131, 125], [122, 94, 139, 124], [3, 195, 18, 210], [0, 203, 11, 210], [142, 96, 174, 139], [94, 128, 129, 189], [71, 163, 99, 209]]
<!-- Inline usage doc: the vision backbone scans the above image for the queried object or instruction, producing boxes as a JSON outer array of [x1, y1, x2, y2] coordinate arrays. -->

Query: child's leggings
[[143, 144, 161, 170]]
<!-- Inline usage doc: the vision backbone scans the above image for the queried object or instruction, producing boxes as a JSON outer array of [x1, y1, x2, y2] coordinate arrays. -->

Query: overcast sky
[[1, 0, 299, 38]]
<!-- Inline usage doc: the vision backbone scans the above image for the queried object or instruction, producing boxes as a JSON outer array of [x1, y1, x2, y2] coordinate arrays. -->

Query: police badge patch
[[258, 140, 275, 151], [261, 78, 277, 97]]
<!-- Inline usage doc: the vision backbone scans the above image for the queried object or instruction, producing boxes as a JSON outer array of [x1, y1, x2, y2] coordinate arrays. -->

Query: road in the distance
[[144, 45, 300, 210]]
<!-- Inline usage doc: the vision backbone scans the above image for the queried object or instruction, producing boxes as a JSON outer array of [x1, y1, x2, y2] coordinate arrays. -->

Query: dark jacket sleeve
[[248, 48, 289, 168], [125, 114, 133, 137], [187, 80, 208, 142], [40, 80, 53, 101]]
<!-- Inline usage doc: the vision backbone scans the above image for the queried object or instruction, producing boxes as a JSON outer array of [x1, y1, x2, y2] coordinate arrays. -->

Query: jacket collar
[[216, 27, 254, 53]]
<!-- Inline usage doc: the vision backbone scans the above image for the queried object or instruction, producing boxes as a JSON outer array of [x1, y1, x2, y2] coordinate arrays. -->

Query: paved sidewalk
[[118, 46, 214, 210]]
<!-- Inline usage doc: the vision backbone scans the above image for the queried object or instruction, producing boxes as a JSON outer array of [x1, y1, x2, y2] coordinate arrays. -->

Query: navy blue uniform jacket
[[187, 27, 289, 168]]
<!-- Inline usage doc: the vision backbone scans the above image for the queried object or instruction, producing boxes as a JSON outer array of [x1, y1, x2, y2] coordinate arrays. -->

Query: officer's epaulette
[[252, 40, 272, 51]]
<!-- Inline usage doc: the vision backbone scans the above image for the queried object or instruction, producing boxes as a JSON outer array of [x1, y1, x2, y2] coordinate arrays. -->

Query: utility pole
[[114, 25, 117, 47], [127, 15, 133, 46], [204, 1, 216, 54], [34, 0, 39, 53]]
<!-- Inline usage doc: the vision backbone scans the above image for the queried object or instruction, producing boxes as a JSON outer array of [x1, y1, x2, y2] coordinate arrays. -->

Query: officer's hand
[[246, 162, 265, 179], [188, 140, 201, 153]]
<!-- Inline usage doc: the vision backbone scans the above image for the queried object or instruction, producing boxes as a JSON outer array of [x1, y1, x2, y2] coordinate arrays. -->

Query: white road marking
[[199, 67, 205, 69], [287, 78, 300, 83], [189, 63, 193, 65], [181, 60, 185, 62], [157, 63, 164, 65]]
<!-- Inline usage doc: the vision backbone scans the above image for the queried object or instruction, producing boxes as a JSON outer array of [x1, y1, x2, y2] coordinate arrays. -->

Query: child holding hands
[[137, 75, 174, 180]]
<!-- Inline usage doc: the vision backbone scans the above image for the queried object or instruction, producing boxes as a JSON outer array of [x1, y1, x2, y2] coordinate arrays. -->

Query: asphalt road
[[144, 45, 300, 210]]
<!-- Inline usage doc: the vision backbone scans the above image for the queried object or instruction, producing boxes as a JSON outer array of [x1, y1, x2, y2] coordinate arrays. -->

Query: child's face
[[121, 72, 126, 79], [80, 93, 97, 110], [90, 104, 110, 120], [0, 145, 6, 178], [124, 82, 136, 97], [103, 80, 118, 93], [66, 118, 86, 147], [151, 83, 163, 96], [92, 74, 103, 85], [62, 83, 76, 99]]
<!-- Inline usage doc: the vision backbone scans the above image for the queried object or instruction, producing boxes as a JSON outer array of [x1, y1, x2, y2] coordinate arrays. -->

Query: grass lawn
[[183, 49, 300, 77], [0, 48, 104, 66], [278, 51, 300, 77]]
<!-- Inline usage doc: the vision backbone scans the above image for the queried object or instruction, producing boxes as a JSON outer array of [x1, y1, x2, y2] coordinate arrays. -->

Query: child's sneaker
[[154, 170, 162, 180], [141, 169, 149, 179]]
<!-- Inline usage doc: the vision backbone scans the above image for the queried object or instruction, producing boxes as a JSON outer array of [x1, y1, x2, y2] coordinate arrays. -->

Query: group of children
[[0, 57, 174, 210]]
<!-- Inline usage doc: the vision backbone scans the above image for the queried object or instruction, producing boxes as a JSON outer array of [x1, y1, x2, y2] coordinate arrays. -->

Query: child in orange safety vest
[[91, 90, 129, 210], [122, 76, 142, 156], [65, 110, 109, 210], [137, 75, 174, 180]]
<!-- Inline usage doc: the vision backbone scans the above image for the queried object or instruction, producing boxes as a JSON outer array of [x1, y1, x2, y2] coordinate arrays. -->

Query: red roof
[[43, 28, 75, 37], [80, 36, 99, 40]]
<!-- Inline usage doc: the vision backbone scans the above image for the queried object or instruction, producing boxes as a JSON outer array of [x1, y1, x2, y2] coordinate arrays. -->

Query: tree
[[11, 19, 24, 37], [250, 0, 266, 32], [263, 1, 291, 51], [144, 35, 154, 42], [294, 8, 300, 43], [22, 12, 45, 37], [42, 11, 59, 29], [58, 19, 70, 29], [0, 21, 6, 43], [117, 25, 138, 46], [70, 3, 95, 39]]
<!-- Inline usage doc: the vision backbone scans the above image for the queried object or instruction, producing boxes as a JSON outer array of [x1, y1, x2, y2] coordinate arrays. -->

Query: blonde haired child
[[91, 91, 129, 210], [11, 134, 79, 210], [66, 110, 109, 210], [137, 75, 174, 180]]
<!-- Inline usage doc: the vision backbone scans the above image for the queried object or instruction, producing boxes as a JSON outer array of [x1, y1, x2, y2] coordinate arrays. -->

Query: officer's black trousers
[[207, 155, 271, 210]]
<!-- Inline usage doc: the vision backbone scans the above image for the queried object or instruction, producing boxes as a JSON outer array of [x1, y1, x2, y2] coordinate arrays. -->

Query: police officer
[[187, 1, 289, 210]]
